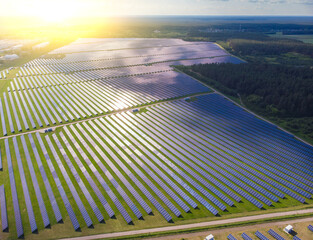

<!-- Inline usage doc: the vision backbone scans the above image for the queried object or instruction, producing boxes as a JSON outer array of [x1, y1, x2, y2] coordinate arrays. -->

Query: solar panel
[[255, 230, 269, 240], [293, 235, 301, 240], [0, 99, 7, 136], [74, 123, 173, 222], [0, 185, 8, 232], [241, 232, 253, 240], [308, 225, 313, 232], [155, 99, 312, 202], [13, 92, 29, 130], [62, 127, 115, 218], [112, 114, 220, 214], [95, 119, 197, 210], [3, 93, 14, 133], [227, 234, 237, 240], [141, 109, 272, 206], [6, 139, 24, 238], [47, 134, 93, 228], [20, 135, 50, 228], [28, 134, 62, 223], [18, 91, 36, 129], [35, 133, 79, 230], [268, 229, 286, 240], [13, 137, 37, 232], [57, 132, 104, 223]]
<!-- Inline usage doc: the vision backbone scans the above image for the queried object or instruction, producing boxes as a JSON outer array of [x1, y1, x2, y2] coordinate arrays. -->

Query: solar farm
[[0, 38, 312, 239]]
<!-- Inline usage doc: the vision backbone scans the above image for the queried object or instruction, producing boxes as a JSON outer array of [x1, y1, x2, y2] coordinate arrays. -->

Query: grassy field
[[269, 32, 313, 44]]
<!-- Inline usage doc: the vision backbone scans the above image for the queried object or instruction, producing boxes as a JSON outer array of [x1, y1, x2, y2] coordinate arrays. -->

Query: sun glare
[[31, 0, 77, 23]]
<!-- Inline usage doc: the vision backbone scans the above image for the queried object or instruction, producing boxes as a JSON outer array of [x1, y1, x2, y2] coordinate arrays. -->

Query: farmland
[[0, 38, 312, 240]]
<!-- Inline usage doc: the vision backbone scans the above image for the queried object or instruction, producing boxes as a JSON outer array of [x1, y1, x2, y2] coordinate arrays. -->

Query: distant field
[[269, 33, 313, 44]]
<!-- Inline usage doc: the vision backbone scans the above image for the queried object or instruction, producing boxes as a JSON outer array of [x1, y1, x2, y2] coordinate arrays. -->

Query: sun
[[32, 0, 77, 23]]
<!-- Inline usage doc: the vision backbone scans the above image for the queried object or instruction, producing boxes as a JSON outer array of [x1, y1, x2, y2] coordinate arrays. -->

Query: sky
[[1, 0, 312, 22]]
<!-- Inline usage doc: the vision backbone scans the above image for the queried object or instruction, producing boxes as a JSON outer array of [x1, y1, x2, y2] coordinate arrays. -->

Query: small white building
[[284, 225, 293, 234], [204, 234, 214, 240]]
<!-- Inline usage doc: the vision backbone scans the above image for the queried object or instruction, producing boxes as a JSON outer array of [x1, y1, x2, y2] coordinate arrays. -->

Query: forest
[[228, 39, 313, 58], [176, 63, 313, 142]]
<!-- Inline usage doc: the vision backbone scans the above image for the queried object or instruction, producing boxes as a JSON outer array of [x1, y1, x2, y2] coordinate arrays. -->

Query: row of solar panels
[[227, 229, 306, 240], [182, 95, 313, 184], [116, 107, 311, 209], [17, 66, 173, 86], [25, 43, 223, 66], [2, 94, 313, 237], [2, 112, 243, 237], [0, 70, 209, 136], [154, 96, 310, 200], [20, 50, 228, 75], [48, 39, 211, 54]]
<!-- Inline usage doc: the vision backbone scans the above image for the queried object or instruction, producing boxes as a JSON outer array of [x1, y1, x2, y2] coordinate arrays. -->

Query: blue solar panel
[[29, 134, 62, 223], [36, 133, 81, 230], [227, 234, 237, 240], [123, 112, 229, 211], [0, 185, 8, 232], [308, 225, 313, 232], [13, 137, 37, 233], [255, 230, 269, 240], [161, 103, 286, 199], [57, 132, 105, 223], [79, 122, 177, 221], [241, 232, 252, 240], [129, 111, 236, 206], [28, 90, 50, 126], [5, 139, 23, 238], [3, 93, 14, 133], [47, 134, 93, 228], [293, 235, 301, 240], [77, 121, 172, 221], [268, 229, 286, 240], [91, 120, 193, 213], [162, 98, 312, 202], [115, 112, 252, 210], [8, 93, 22, 132], [20, 135, 50, 228], [68, 125, 136, 223], [110, 114, 220, 215], [18, 91, 36, 129], [62, 127, 116, 218], [0, 99, 7, 136], [95, 118, 198, 210], [13, 92, 29, 130]]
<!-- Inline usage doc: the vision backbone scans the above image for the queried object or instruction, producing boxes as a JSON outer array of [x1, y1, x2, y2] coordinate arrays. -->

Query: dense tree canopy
[[179, 63, 313, 118], [228, 39, 313, 57]]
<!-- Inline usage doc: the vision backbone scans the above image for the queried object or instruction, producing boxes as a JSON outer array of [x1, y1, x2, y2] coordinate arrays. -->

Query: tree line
[[177, 63, 313, 118]]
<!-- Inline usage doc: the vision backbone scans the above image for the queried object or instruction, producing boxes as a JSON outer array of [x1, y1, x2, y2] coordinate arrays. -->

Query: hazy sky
[[1, 0, 313, 20]]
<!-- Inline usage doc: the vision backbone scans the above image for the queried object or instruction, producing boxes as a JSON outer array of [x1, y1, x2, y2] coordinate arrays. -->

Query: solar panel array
[[0, 70, 210, 136], [0, 39, 312, 239], [308, 225, 313, 232]]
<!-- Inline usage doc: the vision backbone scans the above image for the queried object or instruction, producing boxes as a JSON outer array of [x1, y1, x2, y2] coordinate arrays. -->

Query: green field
[[269, 32, 313, 44]]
